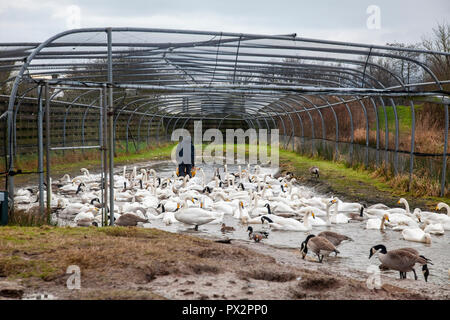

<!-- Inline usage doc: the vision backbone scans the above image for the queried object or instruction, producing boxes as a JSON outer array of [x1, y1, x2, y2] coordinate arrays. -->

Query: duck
[[247, 226, 269, 242], [401, 227, 432, 244], [221, 223, 235, 233], [369, 244, 429, 281], [300, 234, 339, 263], [366, 213, 390, 230]]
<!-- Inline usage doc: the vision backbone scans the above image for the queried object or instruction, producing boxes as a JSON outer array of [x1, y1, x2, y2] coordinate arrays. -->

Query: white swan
[[402, 227, 432, 244], [326, 199, 350, 224], [174, 198, 216, 230], [366, 214, 390, 230], [436, 202, 450, 215], [264, 211, 315, 232], [422, 220, 445, 235]]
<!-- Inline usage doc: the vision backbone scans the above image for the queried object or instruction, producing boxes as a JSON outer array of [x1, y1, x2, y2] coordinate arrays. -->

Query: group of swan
[[13, 165, 449, 244], [12, 160, 449, 284], [362, 197, 449, 244]]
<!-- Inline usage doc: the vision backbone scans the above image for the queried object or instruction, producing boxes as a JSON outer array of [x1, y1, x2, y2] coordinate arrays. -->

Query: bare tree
[[421, 21, 450, 89]]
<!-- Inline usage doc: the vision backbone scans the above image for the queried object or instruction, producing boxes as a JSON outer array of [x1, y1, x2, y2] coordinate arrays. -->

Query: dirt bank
[[0, 226, 448, 300]]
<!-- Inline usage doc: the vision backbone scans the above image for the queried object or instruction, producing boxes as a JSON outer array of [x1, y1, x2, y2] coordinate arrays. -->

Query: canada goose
[[247, 226, 268, 242], [347, 205, 366, 221], [309, 166, 319, 179], [369, 244, 429, 281], [75, 182, 86, 195], [221, 223, 235, 233], [300, 234, 339, 263], [202, 186, 212, 194], [90, 197, 103, 208], [317, 231, 352, 248], [115, 213, 148, 226], [378, 247, 432, 282]]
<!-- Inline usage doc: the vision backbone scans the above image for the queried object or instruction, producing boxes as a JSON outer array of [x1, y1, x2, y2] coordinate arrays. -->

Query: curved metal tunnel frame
[[2, 27, 449, 219]]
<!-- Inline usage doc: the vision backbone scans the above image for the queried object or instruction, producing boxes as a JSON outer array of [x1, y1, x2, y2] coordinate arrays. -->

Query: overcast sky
[[0, 0, 448, 44]]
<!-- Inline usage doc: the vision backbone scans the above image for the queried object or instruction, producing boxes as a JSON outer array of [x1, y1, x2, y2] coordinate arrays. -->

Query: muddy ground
[[0, 226, 448, 300], [2, 151, 449, 300]]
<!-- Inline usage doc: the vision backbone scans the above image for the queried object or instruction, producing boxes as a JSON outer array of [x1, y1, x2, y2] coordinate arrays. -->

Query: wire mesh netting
[[0, 27, 449, 201]]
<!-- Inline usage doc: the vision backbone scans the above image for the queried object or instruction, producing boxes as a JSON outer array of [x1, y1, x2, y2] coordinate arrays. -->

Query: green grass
[[376, 104, 422, 132], [1, 142, 176, 188], [278, 147, 449, 208]]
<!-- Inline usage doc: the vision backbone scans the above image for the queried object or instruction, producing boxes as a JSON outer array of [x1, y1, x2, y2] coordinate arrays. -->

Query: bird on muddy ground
[[300, 234, 339, 263], [309, 166, 320, 179], [317, 231, 352, 252], [369, 244, 430, 281], [377, 247, 432, 282]]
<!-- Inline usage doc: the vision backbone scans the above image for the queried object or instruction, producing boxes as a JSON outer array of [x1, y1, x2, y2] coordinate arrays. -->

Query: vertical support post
[[441, 104, 448, 197], [102, 86, 108, 226], [409, 101, 416, 192], [45, 83, 51, 221], [37, 85, 45, 215], [6, 102, 14, 213], [107, 28, 115, 226]]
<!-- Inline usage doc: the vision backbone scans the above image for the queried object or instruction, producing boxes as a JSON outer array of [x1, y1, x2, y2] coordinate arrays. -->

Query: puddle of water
[[137, 161, 450, 286], [26, 160, 450, 286]]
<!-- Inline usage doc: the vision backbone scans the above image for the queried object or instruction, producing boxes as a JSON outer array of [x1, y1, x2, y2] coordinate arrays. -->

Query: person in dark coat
[[176, 136, 195, 177]]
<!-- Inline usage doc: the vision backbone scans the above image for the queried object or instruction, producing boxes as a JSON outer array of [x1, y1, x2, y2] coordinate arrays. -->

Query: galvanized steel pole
[[45, 82, 51, 221], [441, 103, 448, 197], [37, 85, 44, 215], [107, 28, 115, 226]]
